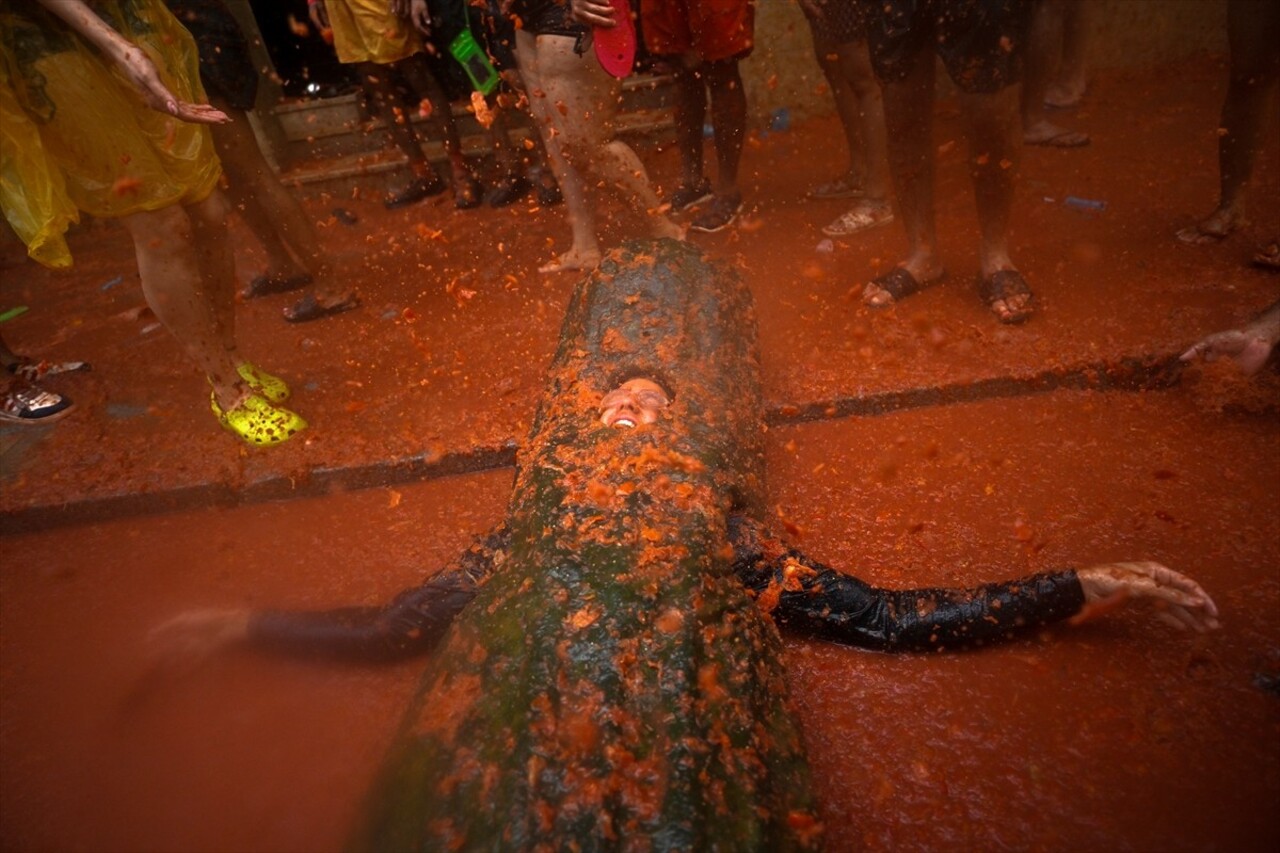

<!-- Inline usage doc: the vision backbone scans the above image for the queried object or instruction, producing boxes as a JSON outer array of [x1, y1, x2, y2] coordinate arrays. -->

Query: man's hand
[[570, 0, 617, 28], [1075, 561, 1219, 632], [797, 0, 826, 21], [1180, 329, 1276, 376], [407, 0, 433, 33], [309, 0, 330, 32], [149, 608, 252, 668]]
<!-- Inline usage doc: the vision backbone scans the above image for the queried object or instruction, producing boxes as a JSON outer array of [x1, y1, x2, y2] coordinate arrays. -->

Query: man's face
[[599, 378, 670, 428]]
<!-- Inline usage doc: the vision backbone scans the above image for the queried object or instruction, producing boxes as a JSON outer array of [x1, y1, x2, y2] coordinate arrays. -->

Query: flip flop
[[864, 267, 944, 308], [593, 0, 636, 79], [821, 203, 893, 237], [978, 270, 1035, 324], [1176, 223, 1231, 245], [283, 291, 360, 323]]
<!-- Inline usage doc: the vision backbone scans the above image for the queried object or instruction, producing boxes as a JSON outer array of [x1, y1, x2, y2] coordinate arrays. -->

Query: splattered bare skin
[[155, 240, 1216, 852]]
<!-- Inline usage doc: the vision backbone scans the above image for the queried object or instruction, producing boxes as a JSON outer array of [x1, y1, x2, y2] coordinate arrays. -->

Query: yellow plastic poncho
[[0, 0, 221, 269]]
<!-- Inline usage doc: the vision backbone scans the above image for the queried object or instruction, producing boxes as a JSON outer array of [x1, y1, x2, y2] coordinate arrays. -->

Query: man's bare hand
[[149, 608, 252, 668], [309, 0, 330, 32], [797, 0, 826, 22], [1075, 561, 1220, 632], [407, 0, 433, 33], [570, 0, 617, 28], [1180, 329, 1276, 376]]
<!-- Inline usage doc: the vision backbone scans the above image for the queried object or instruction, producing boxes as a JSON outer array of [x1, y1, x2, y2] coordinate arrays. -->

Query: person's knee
[[703, 58, 743, 91], [187, 188, 232, 234]]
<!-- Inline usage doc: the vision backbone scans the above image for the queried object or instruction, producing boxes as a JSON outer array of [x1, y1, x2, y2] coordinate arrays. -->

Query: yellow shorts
[[327, 0, 423, 65]]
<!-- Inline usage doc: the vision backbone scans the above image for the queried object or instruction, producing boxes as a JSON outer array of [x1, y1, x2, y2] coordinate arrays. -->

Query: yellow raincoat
[[0, 0, 221, 269]]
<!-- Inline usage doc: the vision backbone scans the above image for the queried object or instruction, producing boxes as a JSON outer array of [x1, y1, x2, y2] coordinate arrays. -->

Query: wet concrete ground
[[1, 55, 1278, 850]]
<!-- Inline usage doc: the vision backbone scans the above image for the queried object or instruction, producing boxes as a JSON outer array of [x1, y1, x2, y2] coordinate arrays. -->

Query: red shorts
[[640, 0, 754, 63]]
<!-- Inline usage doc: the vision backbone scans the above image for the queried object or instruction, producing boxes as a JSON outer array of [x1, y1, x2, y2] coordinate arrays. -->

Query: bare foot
[[1177, 205, 1245, 244], [1044, 80, 1086, 109], [650, 218, 686, 241], [864, 258, 945, 307], [538, 249, 602, 274]]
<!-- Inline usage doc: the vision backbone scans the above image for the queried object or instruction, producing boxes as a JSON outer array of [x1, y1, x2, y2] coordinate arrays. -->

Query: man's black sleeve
[[729, 516, 1086, 652], [246, 525, 509, 662]]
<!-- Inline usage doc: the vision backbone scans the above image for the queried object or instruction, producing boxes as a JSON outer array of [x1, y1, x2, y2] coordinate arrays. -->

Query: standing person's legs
[[864, 42, 943, 306], [396, 55, 482, 204], [671, 63, 711, 207], [962, 83, 1033, 322], [515, 30, 601, 272], [356, 60, 450, 208], [208, 100, 325, 291], [1021, 0, 1089, 146], [822, 40, 895, 237], [810, 34, 866, 197], [535, 35, 682, 240], [689, 58, 747, 232], [122, 202, 245, 408], [1178, 0, 1280, 243], [1045, 0, 1092, 108]]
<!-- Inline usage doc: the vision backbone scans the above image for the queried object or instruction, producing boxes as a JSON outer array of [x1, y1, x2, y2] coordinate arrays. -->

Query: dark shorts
[[802, 0, 871, 47], [866, 0, 1032, 93], [164, 0, 258, 110]]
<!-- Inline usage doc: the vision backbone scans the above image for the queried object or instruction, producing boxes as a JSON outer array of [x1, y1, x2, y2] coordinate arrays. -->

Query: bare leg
[[1179, 0, 1280, 243], [673, 64, 708, 189], [515, 30, 600, 271], [1022, 0, 1089, 146], [208, 98, 326, 280], [822, 40, 894, 236], [963, 84, 1033, 321], [535, 35, 681, 240], [396, 55, 475, 189], [121, 200, 247, 411], [704, 58, 746, 200], [358, 61, 438, 179], [865, 43, 944, 305], [1045, 0, 1092, 107], [812, 35, 865, 191]]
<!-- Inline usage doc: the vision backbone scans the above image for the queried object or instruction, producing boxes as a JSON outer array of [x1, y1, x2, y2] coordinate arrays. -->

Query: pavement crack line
[[0, 353, 1185, 535]]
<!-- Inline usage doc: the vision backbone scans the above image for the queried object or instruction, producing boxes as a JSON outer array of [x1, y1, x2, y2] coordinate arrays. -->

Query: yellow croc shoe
[[213, 393, 307, 446], [236, 362, 290, 403]]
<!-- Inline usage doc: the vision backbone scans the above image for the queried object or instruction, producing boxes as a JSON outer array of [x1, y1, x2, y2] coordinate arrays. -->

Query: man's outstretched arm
[[152, 525, 509, 663], [728, 516, 1218, 651]]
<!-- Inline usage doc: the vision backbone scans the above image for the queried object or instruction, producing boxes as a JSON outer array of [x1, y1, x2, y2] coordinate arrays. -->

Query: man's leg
[[1179, 0, 1280, 242], [1021, 0, 1089, 147], [864, 41, 943, 306], [689, 58, 746, 232], [208, 99, 325, 285], [821, 40, 895, 237], [356, 60, 449, 208], [812, 35, 864, 195], [1045, 0, 1092, 108], [672, 63, 710, 202], [962, 84, 1033, 322], [396, 55, 481, 202]]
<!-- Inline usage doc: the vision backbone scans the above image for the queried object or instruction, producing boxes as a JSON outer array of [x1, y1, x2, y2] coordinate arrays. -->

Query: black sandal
[[865, 267, 943, 307], [979, 270, 1035, 324]]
